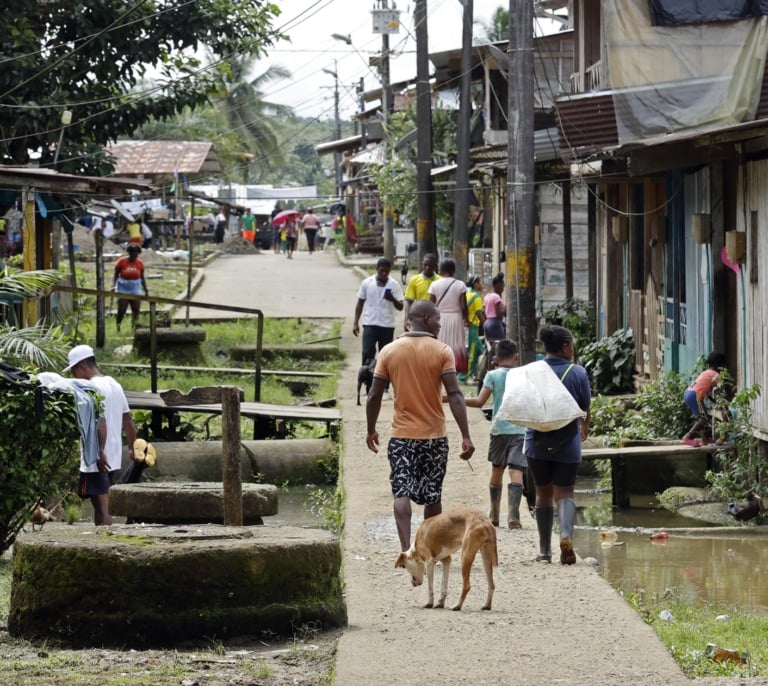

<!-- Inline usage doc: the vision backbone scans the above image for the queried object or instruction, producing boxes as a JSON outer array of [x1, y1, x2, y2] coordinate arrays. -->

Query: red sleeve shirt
[[115, 256, 144, 281]]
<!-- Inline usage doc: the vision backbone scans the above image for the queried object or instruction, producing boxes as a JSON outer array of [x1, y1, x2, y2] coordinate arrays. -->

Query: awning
[[349, 144, 386, 165]]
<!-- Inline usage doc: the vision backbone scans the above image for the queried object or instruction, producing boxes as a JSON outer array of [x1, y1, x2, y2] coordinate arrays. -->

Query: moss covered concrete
[[9, 523, 346, 647], [109, 482, 278, 524]]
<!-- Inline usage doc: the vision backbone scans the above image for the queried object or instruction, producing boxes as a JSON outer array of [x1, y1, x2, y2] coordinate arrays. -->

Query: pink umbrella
[[272, 209, 301, 226]]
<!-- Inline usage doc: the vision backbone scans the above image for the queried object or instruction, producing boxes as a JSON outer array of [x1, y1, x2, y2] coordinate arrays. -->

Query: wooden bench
[[124, 390, 340, 440]]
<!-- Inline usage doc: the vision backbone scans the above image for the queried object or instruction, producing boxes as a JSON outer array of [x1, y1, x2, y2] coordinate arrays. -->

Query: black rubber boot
[[488, 486, 502, 526], [507, 483, 523, 529], [558, 497, 577, 565], [535, 506, 554, 562]]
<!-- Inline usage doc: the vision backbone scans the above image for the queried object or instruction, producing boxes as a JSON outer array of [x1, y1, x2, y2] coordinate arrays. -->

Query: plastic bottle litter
[[600, 529, 618, 547], [650, 531, 668, 540], [715, 614, 730, 622], [658, 609, 674, 622], [705, 643, 749, 665]]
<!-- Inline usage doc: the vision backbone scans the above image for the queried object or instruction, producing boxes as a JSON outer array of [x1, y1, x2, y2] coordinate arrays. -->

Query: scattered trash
[[705, 643, 749, 665], [715, 614, 730, 622], [650, 531, 668, 541], [658, 609, 674, 622]]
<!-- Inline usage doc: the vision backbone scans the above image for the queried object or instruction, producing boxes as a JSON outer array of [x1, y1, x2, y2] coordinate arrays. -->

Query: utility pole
[[506, 0, 537, 361], [355, 77, 365, 137], [415, 0, 434, 258], [452, 0, 473, 281], [381, 28, 394, 260], [322, 61, 342, 199], [372, 0, 397, 261]]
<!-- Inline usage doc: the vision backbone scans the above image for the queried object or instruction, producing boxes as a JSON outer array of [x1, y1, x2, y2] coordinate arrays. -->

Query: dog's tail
[[486, 520, 499, 568]]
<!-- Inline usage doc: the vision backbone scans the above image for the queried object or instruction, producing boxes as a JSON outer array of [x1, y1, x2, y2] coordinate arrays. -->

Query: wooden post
[[221, 386, 243, 526]]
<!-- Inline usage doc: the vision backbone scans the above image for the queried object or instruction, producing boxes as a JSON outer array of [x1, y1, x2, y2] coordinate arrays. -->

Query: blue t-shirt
[[524, 357, 591, 463], [484, 367, 526, 436]]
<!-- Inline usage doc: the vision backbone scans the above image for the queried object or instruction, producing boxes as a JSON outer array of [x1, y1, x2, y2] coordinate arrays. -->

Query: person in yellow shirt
[[461, 274, 486, 383], [403, 253, 440, 331]]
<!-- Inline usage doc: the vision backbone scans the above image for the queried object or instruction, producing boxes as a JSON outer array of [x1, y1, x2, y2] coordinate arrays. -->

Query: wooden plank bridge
[[124, 390, 340, 440], [582, 443, 725, 508]]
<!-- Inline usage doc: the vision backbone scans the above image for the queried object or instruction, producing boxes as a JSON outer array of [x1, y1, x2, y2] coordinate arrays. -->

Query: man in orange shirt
[[366, 300, 475, 551]]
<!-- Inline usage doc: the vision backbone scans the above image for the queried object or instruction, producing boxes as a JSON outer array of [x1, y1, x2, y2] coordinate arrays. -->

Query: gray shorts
[[388, 437, 448, 505], [488, 434, 527, 469]]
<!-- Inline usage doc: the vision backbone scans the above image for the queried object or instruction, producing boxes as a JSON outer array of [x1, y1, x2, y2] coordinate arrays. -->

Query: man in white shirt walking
[[352, 258, 404, 366]]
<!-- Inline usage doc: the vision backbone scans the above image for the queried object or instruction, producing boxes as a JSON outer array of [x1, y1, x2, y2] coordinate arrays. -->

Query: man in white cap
[[64, 344, 137, 525]]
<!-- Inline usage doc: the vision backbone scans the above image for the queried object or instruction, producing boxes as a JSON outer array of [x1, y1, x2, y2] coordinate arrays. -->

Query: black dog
[[357, 357, 376, 405]]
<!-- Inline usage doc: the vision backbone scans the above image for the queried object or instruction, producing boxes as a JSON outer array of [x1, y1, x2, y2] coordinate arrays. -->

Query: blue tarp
[[648, 0, 768, 26]]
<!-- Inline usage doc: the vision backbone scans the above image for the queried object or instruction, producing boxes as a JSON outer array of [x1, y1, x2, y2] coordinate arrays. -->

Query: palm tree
[[0, 269, 68, 370], [216, 55, 294, 175]]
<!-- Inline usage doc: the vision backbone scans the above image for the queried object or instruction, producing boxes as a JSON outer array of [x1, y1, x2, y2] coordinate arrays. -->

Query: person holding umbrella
[[272, 209, 301, 259]]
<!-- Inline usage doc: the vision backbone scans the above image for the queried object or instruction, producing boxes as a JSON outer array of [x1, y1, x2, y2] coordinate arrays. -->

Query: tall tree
[[476, 6, 509, 43], [0, 0, 283, 175], [216, 56, 294, 174]]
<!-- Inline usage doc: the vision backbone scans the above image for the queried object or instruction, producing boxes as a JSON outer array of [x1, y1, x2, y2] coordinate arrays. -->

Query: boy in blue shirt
[[464, 339, 528, 528]]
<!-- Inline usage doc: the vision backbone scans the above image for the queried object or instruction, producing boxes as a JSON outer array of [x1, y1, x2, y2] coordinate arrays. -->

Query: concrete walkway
[[190, 248, 703, 686]]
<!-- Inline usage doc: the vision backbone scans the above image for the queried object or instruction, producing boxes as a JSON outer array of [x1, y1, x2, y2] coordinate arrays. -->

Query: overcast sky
[[259, 0, 558, 126]]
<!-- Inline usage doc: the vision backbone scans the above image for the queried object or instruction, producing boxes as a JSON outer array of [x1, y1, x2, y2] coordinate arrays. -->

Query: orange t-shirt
[[691, 368, 719, 401], [374, 333, 456, 439]]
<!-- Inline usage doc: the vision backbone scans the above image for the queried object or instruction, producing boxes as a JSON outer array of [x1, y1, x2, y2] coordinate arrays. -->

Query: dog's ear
[[394, 552, 406, 568]]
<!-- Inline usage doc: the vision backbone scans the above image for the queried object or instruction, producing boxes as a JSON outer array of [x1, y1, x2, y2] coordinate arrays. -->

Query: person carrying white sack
[[522, 325, 591, 565]]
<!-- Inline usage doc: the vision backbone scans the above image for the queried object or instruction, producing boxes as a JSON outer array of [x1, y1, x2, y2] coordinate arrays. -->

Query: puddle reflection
[[573, 482, 768, 614]]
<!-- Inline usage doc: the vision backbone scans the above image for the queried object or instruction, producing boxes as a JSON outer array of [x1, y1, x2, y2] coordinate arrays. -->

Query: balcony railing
[[570, 60, 603, 94]]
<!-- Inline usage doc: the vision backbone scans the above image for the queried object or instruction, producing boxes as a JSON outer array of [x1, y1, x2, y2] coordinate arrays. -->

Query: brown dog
[[394, 507, 498, 611]]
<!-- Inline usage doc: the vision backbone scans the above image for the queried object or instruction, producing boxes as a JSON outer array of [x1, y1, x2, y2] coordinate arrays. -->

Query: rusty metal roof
[[105, 140, 221, 176], [0, 165, 154, 194]]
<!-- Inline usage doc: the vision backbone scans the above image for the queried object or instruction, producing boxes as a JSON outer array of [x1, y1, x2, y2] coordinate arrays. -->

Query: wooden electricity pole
[[452, 0, 474, 281], [415, 0, 435, 257], [506, 0, 537, 361]]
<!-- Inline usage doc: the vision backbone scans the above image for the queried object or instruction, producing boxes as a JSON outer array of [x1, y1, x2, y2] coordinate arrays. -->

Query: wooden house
[[550, 0, 768, 438]]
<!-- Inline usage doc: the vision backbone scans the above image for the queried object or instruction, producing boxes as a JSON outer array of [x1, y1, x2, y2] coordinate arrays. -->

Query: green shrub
[[590, 371, 694, 445], [0, 381, 80, 553], [579, 328, 635, 395], [707, 378, 764, 503], [628, 370, 693, 440], [543, 297, 595, 352]]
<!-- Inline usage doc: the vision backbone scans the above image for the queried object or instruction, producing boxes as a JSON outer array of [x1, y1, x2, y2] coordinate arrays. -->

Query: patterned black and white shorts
[[387, 437, 449, 505]]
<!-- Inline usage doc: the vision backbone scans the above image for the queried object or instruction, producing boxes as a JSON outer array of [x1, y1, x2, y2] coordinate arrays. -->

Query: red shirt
[[115, 256, 144, 281]]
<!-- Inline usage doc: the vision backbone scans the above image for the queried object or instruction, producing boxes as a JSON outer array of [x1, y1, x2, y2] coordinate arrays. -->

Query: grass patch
[[623, 587, 768, 677]]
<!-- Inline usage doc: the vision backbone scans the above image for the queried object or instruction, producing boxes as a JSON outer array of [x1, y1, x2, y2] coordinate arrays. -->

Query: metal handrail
[[51, 284, 264, 401]]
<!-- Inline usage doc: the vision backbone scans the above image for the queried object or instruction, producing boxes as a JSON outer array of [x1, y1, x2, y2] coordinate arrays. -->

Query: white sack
[[496, 360, 586, 431]]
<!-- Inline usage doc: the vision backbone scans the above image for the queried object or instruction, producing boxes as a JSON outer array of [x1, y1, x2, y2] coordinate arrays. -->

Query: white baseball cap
[[63, 344, 95, 372]]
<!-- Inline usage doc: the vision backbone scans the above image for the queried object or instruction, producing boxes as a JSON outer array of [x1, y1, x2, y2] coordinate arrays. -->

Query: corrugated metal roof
[[0, 165, 154, 193], [556, 92, 618, 161], [106, 140, 221, 175]]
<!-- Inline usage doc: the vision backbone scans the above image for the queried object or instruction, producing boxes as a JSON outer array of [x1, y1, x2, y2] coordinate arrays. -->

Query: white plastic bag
[[496, 360, 586, 431]]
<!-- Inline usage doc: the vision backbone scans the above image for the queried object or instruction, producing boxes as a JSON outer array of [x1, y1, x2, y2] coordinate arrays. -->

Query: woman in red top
[[112, 244, 148, 331]]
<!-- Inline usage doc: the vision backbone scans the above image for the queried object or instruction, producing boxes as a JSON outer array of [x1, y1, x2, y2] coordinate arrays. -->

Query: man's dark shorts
[[388, 437, 448, 505], [527, 458, 580, 488], [79, 471, 111, 498]]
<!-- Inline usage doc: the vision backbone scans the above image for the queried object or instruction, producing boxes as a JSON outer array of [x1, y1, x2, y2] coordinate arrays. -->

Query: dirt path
[[331, 255, 767, 686]]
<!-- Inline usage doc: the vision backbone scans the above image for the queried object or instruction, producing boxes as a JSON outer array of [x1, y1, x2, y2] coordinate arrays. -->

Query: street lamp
[[52, 109, 72, 167], [322, 63, 342, 200], [331, 33, 351, 45]]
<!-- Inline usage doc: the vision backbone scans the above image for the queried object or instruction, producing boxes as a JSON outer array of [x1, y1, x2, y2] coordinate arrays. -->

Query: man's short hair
[[376, 257, 392, 269]]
